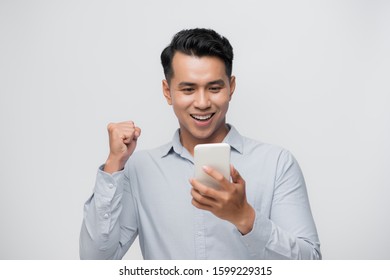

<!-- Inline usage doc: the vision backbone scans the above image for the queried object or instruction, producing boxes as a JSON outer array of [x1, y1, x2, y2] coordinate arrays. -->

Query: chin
[[191, 128, 217, 142]]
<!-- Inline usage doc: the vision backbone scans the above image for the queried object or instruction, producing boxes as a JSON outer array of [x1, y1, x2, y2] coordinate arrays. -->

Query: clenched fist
[[104, 121, 141, 174]]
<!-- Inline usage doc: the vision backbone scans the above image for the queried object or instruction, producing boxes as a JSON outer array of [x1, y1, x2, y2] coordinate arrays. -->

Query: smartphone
[[194, 143, 231, 189]]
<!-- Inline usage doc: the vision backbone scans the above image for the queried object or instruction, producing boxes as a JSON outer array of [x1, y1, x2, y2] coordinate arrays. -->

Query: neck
[[180, 124, 230, 156]]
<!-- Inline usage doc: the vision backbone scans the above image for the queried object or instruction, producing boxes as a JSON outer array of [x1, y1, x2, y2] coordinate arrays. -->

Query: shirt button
[[108, 183, 114, 189], [103, 213, 110, 219]]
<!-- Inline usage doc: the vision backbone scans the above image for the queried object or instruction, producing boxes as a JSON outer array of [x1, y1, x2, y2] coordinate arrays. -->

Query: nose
[[194, 90, 211, 109]]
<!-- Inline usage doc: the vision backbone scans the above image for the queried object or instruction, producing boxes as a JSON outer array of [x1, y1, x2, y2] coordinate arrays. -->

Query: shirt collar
[[223, 124, 244, 154], [160, 124, 244, 158]]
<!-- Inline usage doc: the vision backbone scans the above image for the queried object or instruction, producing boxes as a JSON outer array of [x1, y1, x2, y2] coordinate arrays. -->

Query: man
[[79, 28, 321, 259]]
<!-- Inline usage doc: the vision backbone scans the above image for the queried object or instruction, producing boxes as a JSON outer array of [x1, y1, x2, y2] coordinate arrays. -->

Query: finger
[[191, 198, 213, 212], [202, 166, 229, 189], [122, 135, 133, 144], [120, 120, 134, 127], [190, 188, 216, 207], [134, 126, 141, 139], [189, 178, 218, 199], [121, 126, 141, 144], [229, 164, 243, 184], [112, 121, 134, 132], [118, 121, 136, 134]]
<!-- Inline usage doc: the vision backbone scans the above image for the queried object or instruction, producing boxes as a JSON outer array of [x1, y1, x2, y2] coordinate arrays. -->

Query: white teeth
[[191, 114, 213, 121]]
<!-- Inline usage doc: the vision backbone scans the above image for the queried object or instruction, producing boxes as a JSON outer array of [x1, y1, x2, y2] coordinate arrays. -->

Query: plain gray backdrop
[[0, 0, 389, 259]]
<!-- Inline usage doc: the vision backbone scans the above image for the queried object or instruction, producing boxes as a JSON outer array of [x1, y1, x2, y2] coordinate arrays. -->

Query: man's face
[[163, 52, 235, 150]]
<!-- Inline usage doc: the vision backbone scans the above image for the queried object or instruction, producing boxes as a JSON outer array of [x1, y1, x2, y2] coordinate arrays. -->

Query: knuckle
[[191, 189, 198, 198], [198, 195, 206, 204], [221, 194, 230, 205], [107, 122, 120, 133], [215, 173, 225, 182], [125, 120, 135, 128], [107, 122, 114, 131], [201, 188, 211, 197]]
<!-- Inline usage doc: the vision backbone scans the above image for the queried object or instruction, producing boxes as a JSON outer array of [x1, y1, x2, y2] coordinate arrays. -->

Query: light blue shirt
[[80, 125, 321, 259]]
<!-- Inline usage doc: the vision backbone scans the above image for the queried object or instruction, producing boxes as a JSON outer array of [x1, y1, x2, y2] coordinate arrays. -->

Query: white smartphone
[[194, 143, 231, 189]]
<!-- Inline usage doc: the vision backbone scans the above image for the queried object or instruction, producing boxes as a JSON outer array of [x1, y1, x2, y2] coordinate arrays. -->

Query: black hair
[[160, 28, 234, 82]]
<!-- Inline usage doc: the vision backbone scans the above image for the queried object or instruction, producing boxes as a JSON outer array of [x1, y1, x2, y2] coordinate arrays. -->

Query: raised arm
[[79, 121, 141, 259]]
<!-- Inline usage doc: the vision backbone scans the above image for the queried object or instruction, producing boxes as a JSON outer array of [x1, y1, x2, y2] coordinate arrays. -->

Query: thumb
[[134, 127, 141, 140], [230, 164, 244, 184]]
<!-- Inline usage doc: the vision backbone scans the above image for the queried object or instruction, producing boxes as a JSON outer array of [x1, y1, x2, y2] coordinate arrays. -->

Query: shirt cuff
[[94, 164, 126, 200], [239, 209, 272, 258], [91, 165, 127, 235]]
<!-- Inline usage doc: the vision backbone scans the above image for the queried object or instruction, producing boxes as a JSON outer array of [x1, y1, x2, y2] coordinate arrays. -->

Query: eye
[[181, 88, 195, 94], [209, 87, 222, 93]]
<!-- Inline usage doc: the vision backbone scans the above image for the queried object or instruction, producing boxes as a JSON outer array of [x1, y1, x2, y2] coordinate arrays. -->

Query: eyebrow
[[208, 79, 226, 86], [178, 79, 226, 87]]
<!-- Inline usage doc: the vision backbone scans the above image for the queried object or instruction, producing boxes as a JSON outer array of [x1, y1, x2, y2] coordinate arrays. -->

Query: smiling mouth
[[190, 113, 215, 121]]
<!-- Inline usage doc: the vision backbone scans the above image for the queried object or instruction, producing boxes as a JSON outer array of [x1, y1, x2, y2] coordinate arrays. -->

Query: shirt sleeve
[[240, 149, 321, 259], [79, 164, 139, 259]]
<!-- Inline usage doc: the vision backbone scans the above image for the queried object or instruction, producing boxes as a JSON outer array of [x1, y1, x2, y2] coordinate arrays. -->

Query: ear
[[228, 76, 236, 100], [162, 80, 172, 105]]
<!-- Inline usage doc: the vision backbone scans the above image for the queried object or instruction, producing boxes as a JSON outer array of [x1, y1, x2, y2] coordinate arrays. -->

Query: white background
[[0, 0, 389, 259]]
